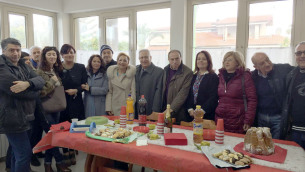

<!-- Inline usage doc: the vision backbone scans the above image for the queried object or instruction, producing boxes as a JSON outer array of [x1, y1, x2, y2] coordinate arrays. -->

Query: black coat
[[0, 55, 45, 133], [106, 59, 117, 70], [186, 72, 219, 120]]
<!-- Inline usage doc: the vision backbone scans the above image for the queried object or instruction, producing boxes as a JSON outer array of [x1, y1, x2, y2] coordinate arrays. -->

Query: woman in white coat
[[106, 52, 136, 116]]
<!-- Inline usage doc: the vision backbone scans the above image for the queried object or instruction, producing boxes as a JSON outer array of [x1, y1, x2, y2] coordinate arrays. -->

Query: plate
[[85, 130, 139, 144], [133, 126, 150, 133]]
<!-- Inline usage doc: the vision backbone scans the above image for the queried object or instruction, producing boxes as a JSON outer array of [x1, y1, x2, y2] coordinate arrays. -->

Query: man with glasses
[[0, 38, 45, 172], [251, 52, 293, 139], [281, 41, 305, 149]]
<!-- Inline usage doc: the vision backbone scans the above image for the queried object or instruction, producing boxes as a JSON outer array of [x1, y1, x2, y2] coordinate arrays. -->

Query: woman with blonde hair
[[215, 51, 257, 133]]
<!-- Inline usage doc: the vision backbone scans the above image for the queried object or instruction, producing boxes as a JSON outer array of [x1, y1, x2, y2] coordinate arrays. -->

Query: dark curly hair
[[86, 54, 106, 74], [39, 46, 63, 74]]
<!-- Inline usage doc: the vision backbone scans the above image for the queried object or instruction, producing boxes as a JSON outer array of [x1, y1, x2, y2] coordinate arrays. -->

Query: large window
[[75, 16, 99, 64], [33, 14, 54, 47], [136, 8, 170, 68], [9, 14, 27, 48], [246, 0, 293, 69], [193, 1, 238, 71]]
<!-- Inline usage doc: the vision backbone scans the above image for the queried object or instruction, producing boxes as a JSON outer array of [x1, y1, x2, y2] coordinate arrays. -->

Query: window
[[33, 14, 54, 47], [193, 1, 238, 71], [9, 14, 27, 48], [136, 8, 170, 68], [106, 17, 129, 58], [246, 0, 293, 69], [75, 16, 99, 65]]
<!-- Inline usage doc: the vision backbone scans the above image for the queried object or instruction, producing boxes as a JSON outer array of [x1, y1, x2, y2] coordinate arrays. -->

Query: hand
[[107, 111, 114, 116], [10, 81, 30, 93], [65, 89, 77, 96], [243, 124, 250, 131], [189, 109, 194, 117], [81, 83, 89, 91], [51, 75, 58, 82], [81, 84, 86, 89]]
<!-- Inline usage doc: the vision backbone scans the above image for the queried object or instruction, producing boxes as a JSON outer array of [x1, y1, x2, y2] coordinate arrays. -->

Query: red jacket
[[215, 68, 257, 133]]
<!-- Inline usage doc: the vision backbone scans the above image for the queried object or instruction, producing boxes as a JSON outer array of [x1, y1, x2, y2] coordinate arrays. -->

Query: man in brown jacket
[[162, 50, 193, 124]]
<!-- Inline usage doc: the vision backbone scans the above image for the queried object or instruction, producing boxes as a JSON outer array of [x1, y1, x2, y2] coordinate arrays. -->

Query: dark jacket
[[280, 67, 298, 140], [215, 68, 257, 133], [186, 72, 219, 120], [162, 63, 193, 123], [106, 59, 117, 70], [135, 63, 164, 118], [252, 64, 294, 114], [0, 55, 45, 133]]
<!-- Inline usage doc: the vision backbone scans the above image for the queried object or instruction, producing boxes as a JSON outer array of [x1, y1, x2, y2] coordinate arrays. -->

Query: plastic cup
[[216, 119, 224, 131], [120, 106, 126, 115], [71, 118, 78, 123], [158, 113, 164, 123]]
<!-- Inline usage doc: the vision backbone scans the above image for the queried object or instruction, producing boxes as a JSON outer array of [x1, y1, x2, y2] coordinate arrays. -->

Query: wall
[[0, 0, 63, 13]]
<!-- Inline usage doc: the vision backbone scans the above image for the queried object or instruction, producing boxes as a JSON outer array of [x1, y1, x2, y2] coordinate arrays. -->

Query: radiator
[[0, 134, 9, 158]]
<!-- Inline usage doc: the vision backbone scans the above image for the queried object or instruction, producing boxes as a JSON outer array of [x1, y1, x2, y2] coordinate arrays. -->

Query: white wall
[[0, 0, 63, 13]]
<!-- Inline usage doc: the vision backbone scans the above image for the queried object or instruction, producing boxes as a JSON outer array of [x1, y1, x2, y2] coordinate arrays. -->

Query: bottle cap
[[120, 106, 126, 115], [167, 104, 170, 108], [216, 118, 224, 131], [196, 105, 201, 109], [141, 95, 144, 98]]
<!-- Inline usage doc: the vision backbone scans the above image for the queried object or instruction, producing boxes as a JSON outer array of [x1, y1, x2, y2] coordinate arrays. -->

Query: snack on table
[[85, 116, 108, 125], [94, 128, 132, 139], [212, 149, 253, 166], [147, 131, 160, 140], [244, 127, 275, 155]]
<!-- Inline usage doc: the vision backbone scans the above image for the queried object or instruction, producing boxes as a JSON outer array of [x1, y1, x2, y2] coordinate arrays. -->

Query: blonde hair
[[222, 51, 245, 69], [117, 52, 130, 64]]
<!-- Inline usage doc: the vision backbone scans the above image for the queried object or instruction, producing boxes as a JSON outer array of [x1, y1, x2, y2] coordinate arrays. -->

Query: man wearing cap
[[281, 41, 305, 149], [100, 45, 117, 69]]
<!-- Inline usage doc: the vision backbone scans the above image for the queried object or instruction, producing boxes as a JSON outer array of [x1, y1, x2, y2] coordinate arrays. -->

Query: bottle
[[126, 94, 134, 124], [138, 95, 147, 126], [164, 104, 173, 133], [193, 105, 205, 143]]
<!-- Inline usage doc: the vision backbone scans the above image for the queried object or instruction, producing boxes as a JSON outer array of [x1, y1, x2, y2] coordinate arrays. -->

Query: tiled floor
[[0, 151, 155, 172]]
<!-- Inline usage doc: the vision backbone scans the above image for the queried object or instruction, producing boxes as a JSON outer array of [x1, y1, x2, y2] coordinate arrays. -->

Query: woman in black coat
[[186, 50, 218, 120]]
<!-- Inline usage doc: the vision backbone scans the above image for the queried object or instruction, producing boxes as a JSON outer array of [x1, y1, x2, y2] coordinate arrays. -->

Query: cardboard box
[[164, 133, 187, 145]]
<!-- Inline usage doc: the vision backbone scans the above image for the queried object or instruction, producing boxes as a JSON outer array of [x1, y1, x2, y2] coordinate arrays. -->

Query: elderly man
[[100, 45, 117, 69], [29, 46, 41, 69], [251, 52, 293, 139], [162, 50, 192, 124], [281, 41, 305, 149], [135, 49, 163, 119], [0, 38, 45, 172]]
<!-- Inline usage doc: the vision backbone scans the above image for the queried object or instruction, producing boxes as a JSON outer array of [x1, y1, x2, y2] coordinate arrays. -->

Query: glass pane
[[246, 0, 293, 70], [106, 17, 129, 58], [193, 1, 238, 71], [136, 8, 171, 68], [33, 14, 54, 47], [75, 16, 99, 65], [9, 14, 27, 48]]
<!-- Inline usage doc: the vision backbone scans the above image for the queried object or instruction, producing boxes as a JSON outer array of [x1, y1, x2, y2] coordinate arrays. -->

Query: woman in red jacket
[[215, 51, 257, 133]]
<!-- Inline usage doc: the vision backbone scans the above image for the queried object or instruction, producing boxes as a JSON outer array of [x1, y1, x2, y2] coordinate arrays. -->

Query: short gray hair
[[168, 49, 181, 58], [1, 38, 21, 50], [29, 46, 42, 54], [295, 41, 305, 52], [139, 49, 151, 57]]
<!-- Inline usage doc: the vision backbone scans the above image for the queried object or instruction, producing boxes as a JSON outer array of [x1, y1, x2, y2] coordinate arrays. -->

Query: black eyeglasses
[[295, 51, 305, 56]]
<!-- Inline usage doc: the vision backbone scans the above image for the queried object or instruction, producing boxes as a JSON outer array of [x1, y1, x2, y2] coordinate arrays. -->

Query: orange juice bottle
[[126, 94, 134, 124], [193, 105, 205, 143]]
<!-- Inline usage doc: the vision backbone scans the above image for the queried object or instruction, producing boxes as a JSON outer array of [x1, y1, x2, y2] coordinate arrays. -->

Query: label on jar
[[193, 122, 203, 135]]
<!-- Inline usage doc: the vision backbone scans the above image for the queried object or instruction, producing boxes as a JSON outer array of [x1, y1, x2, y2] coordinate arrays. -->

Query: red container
[[164, 133, 187, 145]]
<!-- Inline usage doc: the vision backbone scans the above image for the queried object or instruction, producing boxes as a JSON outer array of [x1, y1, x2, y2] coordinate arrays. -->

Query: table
[[35, 119, 305, 172]]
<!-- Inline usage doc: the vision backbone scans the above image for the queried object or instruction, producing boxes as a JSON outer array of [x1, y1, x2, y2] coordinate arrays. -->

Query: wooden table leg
[[85, 154, 94, 172]]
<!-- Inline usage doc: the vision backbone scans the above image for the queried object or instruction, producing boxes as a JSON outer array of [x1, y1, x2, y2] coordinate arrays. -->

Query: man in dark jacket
[[162, 50, 193, 124], [281, 41, 305, 149], [251, 52, 294, 139], [100, 44, 117, 69], [0, 38, 45, 172], [135, 49, 163, 119]]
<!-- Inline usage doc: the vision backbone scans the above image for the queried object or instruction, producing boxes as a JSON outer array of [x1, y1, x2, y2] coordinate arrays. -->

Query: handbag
[[42, 86, 66, 113]]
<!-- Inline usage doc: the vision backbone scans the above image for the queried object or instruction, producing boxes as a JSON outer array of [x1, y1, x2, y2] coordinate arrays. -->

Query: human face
[[139, 51, 152, 69], [197, 53, 208, 71], [253, 53, 273, 75], [45, 50, 57, 67], [117, 55, 129, 70], [23, 56, 31, 66], [295, 44, 305, 69], [31, 48, 41, 62], [168, 51, 182, 70], [224, 55, 238, 73], [101, 49, 113, 64], [3, 44, 21, 65], [62, 49, 75, 63], [91, 56, 102, 72]]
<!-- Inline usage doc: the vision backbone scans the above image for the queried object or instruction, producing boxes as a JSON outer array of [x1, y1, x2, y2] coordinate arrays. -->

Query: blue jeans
[[291, 130, 305, 150], [44, 112, 63, 164], [257, 113, 281, 139], [5, 131, 32, 172]]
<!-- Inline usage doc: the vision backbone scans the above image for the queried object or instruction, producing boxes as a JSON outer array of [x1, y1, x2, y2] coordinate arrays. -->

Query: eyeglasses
[[295, 51, 305, 56]]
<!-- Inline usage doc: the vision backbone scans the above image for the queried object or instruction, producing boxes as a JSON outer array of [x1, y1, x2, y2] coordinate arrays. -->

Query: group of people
[[0, 37, 304, 172]]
